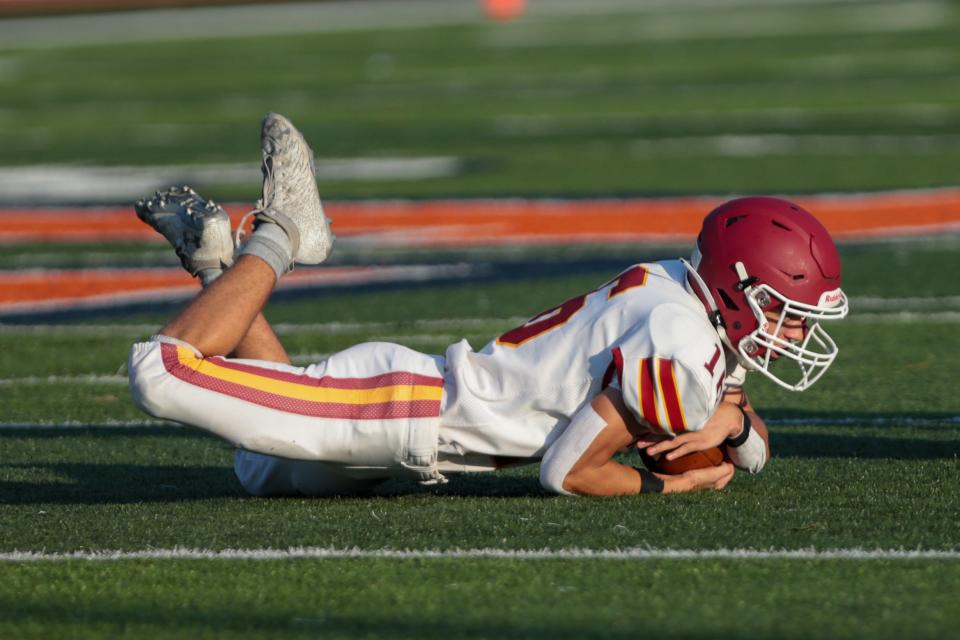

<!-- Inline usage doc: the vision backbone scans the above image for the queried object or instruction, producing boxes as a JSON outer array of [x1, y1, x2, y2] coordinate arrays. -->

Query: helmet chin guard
[[735, 262, 848, 391], [684, 196, 849, 392]]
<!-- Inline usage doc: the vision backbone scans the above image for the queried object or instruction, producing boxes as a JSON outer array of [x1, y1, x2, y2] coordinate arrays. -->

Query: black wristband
[[635, 468, 665, 494], [725, 406, 752, 448]]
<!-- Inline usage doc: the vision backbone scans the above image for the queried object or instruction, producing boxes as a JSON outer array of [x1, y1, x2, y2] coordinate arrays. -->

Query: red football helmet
[[683, 196, 849, 391]]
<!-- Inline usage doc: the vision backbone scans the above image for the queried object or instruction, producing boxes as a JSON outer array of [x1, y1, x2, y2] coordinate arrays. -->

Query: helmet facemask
[[737, 273, 849, 391]]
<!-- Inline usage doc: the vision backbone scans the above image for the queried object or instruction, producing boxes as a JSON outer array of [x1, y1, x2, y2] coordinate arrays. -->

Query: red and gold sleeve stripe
[[637, 357, 662, 432], [160, 343, 443, 420], [634, 357, 688, 435], [657, 358, 688, 434], [607, 347, 625, 388]]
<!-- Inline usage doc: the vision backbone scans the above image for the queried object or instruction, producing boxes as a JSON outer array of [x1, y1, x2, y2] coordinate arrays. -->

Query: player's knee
[[234, 450, 299, 497], [127, 339, 179, 419]]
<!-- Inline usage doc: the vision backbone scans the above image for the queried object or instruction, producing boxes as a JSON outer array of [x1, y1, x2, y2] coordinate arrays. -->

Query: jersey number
[[496, 265, 649, 347]]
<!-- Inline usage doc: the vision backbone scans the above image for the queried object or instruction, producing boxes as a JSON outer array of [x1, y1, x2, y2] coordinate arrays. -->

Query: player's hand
[[663, 462, 735, 493], [633, 434, 669, 450], [646, 403, 742, 460]]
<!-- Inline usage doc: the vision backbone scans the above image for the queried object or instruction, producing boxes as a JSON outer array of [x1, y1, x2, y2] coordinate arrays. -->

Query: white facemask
[[738, 282, 849, 391]]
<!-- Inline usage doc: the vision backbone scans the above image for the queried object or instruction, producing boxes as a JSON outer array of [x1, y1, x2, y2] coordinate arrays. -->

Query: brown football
[[644, 446, 725, 475]]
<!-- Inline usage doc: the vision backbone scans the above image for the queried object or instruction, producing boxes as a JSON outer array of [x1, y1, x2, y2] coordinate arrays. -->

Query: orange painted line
[[2, 190, 959, 245], [0, 269, 195, 304], [0, 266, 417, 308]]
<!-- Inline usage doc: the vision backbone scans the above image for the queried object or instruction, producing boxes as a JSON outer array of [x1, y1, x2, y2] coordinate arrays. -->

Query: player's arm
[[647, 387, 770, 473], [718, 387, 770, 473], [539, 388, 734, 496]]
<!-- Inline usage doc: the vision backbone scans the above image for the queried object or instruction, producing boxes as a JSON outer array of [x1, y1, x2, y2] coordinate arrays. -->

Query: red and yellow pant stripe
[[160, 343, 444, 420]]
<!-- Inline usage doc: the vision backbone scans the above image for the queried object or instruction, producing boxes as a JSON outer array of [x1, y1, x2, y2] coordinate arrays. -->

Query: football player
[[128, 113, 849, 497]]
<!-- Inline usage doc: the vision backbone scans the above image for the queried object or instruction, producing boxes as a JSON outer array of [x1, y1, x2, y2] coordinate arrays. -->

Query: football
[[641, 446, 726, 475]]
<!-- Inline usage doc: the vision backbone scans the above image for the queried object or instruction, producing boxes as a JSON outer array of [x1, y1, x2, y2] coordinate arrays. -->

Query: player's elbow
[[559, 468, 592, 496], [541, 465, 600, 496]]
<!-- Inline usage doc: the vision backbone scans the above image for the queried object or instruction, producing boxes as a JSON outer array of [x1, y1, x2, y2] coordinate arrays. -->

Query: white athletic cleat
[[251, 112, 334, 265], [134, 185, 235, 276]]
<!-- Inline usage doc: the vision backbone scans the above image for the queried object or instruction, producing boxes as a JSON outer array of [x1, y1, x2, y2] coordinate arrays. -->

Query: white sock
[[239, 221, 293, 280]]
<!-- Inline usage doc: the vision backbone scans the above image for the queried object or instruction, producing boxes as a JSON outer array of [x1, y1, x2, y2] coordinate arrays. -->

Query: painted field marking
[[0, 374, 126, 386], [2, 547, 959, 563], [0, 293, 958, 336], [494, 104, 960, 139], [627, 133, 960, 158], [853, 295, 960, 309], [0, 263, 475, 310], [2, 414, 957, 430], [0, 317, 525, 336], [850, 311, 960, 323], [2, 189, 960, 245], [768, 415, 960, 427], [0, 0, 948, 49], [0, 420, 168, 429], [0, 158, 462, 204], [0, 308, 955, 347]]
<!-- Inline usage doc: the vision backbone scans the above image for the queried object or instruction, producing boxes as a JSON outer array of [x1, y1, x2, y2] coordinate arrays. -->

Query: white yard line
[[3, 369, 960, 428], [0, 311, 955, 340], [852, 295, 960, 309], [2, 546, 959, 562], [626, 133, 960, 159], [495, 105, 960, 138], [0, 318, 524, 336], [2, 414, 957, 430], [845, 311, 960, 323], [0, 324, 160, 336], [770, 415, 960, 427], [0, 159, 462, 205], [0, 420, 168, 429], [0, 374, 127, 386], [0, 0, 948, 50], [1, 297, 959, 336]]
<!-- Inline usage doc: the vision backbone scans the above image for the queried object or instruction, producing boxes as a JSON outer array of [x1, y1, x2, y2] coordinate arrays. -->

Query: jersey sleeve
[[612, 304, 724, 436]]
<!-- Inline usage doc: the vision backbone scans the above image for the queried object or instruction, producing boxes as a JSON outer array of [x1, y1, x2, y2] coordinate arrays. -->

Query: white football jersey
[[439, 260, 737, 467]]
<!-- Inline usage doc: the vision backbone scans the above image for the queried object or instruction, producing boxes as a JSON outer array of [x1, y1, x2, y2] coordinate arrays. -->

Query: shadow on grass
[[764, 409, 960, 431], [0, 426, 195, 439], [2, 411, 958, 506], [772, 432, 960, 460], [620, 408, 959, 462], [0, 601, 709, 640], [763, 409, 960, 459], [376, 471, 546, 499], [0, 462, 244, 505], [0, 462, 549, 506]]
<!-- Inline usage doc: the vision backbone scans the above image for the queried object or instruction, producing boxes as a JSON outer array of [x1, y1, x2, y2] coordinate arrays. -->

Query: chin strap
[[679, 258, 737, 353], [733, 261, 759, 292]]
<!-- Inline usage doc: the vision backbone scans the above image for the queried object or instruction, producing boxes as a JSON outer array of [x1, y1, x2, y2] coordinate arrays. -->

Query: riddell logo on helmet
[[819, 289, 844, 306]]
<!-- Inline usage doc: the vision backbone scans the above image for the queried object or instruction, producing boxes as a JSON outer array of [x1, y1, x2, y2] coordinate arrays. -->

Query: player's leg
[[232, 314, 291, 364], [135, 112, 332, 358], [157, 254, 276, 356], [135, 185, 291, 363], [234, 450, 386, 497], [208, 111, 332, 361], [128, 113, 406, 497]]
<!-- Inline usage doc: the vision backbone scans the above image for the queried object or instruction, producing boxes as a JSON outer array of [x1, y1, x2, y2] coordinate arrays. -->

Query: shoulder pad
[[613, 304, 725, 434]]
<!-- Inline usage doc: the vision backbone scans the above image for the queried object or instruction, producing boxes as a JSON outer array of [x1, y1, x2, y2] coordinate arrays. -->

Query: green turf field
[[2, 1, 960, 638], [2, 240, 959, 638], [1, 1, 960, 199]]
